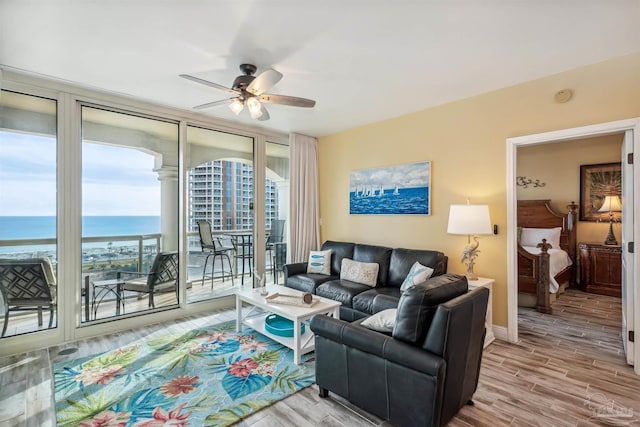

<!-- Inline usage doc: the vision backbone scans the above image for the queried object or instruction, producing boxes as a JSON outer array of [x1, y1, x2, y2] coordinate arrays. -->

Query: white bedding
[[522, 246, 573, 293]]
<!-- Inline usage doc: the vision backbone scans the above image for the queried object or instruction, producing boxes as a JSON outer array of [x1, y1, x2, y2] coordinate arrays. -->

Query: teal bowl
[[264, 314, 305, 337]]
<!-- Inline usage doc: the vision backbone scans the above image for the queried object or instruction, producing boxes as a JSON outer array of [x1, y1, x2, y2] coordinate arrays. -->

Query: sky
[[0, 131, 161, 216]]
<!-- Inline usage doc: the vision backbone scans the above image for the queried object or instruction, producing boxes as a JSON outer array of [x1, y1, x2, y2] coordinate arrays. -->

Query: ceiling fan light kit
[[229, 99, 244, 115], [180, 63, 316, 121], [246, 97, 263, 119]]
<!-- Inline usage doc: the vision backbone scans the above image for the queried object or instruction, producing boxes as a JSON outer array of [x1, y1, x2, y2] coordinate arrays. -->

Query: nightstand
[[467, 277, 495, 348], [578, 242, 622, 297]]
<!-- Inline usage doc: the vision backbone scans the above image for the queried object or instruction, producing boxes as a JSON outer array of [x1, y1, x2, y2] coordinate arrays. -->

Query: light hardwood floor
[[1, 289, 639, 426]]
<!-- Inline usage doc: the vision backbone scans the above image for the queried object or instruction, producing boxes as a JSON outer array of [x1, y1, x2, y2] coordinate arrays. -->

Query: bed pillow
[[520, 227, 562, 249], [400, 261, 434, 292], [360, 309, 397, 333], [340, 258, 379, 287], [306, 249, 332, 275]]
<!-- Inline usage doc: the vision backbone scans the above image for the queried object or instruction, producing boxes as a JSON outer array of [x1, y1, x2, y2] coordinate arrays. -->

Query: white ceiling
[[1, 1, 639, 137]]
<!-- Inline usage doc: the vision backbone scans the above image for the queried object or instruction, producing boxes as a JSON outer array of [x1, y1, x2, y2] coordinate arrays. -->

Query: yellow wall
[[317, 52, 640, 328], [517, 134, 623, 245]]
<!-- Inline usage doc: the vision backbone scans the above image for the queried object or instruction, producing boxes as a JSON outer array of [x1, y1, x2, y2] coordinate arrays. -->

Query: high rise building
[[188, 160, 277, 233]]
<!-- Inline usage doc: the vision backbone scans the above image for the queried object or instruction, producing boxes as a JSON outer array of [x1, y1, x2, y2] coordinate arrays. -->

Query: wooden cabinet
[[578, 242, 622, 297]]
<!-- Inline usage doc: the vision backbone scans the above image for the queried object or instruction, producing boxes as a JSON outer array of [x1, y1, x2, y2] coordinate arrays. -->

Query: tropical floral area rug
[[53, 320, 315, 426]]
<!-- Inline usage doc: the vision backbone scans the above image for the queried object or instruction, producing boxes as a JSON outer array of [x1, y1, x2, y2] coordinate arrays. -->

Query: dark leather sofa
[[310, 275, 489, 427], [284, 241, 448, 320]]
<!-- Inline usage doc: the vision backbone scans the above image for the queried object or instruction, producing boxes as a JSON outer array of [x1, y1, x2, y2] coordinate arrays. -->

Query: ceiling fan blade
[[246, 68, 283, 95], [256, 103, 270, 121], [180, 74, 239, 95], [193, 98, 235, 110], [259, 93, 316, 108]]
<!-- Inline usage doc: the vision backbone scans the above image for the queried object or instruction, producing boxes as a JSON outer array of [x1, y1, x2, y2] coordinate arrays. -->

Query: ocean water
[[0, 216, 161, 239], [0, 216, 160, 255], [349, 187, 429, 215]]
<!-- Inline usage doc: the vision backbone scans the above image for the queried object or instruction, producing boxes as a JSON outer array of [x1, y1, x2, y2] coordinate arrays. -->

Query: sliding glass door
[[80, 105, 179, 322], [265, 141, 289, 285], [186, 125, 254, 302]]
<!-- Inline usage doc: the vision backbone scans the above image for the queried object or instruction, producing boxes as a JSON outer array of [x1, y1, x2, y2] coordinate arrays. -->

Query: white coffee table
[[235, 285, 341, 364]]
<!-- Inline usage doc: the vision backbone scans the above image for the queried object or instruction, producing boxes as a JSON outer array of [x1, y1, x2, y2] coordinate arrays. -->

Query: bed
[[517, 200, 578, 313]]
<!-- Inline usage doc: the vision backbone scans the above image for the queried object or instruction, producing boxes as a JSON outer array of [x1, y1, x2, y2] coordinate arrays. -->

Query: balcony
[[0, 231, 282, 338]]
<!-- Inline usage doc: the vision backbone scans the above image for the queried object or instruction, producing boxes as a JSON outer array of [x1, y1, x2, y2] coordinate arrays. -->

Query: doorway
[[506, 118, 640, 374]]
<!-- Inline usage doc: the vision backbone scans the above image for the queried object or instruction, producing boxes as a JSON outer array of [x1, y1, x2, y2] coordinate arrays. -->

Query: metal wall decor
[[516, 176, 546, 188]]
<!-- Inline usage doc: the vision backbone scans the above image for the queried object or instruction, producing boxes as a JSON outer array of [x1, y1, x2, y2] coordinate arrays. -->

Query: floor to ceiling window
[[0, 90, 58, 338], [80, 105, 179, 322], [0, 70, 290, 356]]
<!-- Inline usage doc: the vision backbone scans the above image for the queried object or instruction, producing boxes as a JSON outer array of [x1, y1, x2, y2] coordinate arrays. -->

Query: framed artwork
[[579, 162, 622, 221], [349, 161, 430, 215]]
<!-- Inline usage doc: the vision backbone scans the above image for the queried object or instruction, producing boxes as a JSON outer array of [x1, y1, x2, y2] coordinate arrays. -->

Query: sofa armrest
[[372, 294, 399, 313], [310, 314, 443, 377], [284, 262, 308, 278]]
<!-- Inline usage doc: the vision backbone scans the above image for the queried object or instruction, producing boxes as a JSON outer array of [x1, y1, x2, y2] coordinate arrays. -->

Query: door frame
[[506, 118, 640, 374]]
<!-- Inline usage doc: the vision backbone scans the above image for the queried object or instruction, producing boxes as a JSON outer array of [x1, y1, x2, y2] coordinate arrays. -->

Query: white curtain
[[289, 133, 321, 263]]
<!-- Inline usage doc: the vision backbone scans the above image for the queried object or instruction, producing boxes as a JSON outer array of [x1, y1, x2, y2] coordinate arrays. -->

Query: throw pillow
[[340, 258, 379, 287], [520, 227, 562, 249], [400, 261, 434, 292], [306, 249, 332, 275], [360, 309, 397, 333]]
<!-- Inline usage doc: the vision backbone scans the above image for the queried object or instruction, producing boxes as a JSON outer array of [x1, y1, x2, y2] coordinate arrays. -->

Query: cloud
[[1, 132, 161, 216]]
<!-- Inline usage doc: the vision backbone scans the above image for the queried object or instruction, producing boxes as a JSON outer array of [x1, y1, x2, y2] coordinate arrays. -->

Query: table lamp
[[598, 195, 621, 246], [447, 203, 492, 280]]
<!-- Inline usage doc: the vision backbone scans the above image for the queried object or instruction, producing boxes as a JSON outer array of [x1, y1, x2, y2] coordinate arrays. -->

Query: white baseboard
[[492, 325, 509, 342]]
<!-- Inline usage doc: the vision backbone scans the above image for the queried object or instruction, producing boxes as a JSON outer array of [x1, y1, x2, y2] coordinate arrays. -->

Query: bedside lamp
[[447, 203, 492, 280], [598, 195, 621, 246]]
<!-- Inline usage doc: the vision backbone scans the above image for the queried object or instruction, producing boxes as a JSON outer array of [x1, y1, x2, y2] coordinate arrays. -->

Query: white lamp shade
[[597, 195, 622, 212], [447, 204, 492, 235]]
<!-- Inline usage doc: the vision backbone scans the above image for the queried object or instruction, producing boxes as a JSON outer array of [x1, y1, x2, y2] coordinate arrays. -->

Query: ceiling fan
[[180, 64, 316, 121]]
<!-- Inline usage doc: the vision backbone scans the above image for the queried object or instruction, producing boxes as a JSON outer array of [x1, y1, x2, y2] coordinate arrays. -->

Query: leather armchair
[[310, 282, 489, 427]]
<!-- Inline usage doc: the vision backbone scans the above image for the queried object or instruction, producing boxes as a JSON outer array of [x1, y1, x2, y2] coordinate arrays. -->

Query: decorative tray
[[264, 314, 306, 337], [264, 292, 317, 307]]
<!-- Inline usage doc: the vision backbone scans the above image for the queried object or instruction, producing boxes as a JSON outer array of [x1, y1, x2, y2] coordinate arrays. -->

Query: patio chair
[[266, 219, 285, 281], [197, 220, 234, 288], [0, 258, 57, 337], [121, 251, 179, 308]]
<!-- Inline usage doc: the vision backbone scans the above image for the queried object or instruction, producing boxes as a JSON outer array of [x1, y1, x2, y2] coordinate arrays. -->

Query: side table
[[84, 273, 125, 320], [467, 277, 495, 348], [578, 242, 622, 297]]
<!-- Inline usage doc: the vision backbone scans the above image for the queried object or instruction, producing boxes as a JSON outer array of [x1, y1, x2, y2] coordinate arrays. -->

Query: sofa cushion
[[307, 249, 332, 275], [353, 244, 392, 287], [286, 273, 337, 294], [340, 258, 379, 287], [316, 279, 372, 308], [400, 261, 434, 292], [388, 248, 447, 287], [353, 287, 402, 315], [321, 241, 355, 276], [392, 274, 468, 345]]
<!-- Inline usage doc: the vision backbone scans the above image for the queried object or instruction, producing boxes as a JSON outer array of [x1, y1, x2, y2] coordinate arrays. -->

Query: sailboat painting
[[349, 161, 431, 215]]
